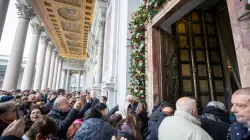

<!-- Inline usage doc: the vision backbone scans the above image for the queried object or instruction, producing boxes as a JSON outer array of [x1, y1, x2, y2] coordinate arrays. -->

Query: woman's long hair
[[124, 114, 142, 140], [136, 101, 148, 115]]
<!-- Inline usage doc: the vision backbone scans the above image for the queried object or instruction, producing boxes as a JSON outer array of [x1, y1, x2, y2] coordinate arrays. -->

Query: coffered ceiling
[[31, 0, 96, 60]]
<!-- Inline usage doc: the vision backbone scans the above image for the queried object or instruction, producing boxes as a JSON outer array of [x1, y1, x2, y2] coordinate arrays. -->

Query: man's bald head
[[234, 87, 250, 97], [176, 97, 197, 117], [162, 107, 175, 116]]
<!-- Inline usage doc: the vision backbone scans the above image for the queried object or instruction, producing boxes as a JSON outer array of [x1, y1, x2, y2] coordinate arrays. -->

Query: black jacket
[[0, 136, 22, 140], [48, 103, 91, 139], [149, 112, 168, 140], [198, 106, 230, 140], [91, 98, 99, 107], [74, 118, 117, 140]]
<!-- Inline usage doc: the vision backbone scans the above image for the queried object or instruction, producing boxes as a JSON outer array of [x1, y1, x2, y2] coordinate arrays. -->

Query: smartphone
[[16, 104, 20, 120]]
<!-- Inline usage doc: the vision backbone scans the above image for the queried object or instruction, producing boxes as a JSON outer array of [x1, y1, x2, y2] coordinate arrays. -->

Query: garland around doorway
[[128, 0, 166, 101]]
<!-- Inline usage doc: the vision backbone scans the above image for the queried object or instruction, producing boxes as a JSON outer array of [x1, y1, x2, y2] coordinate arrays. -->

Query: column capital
[[31, 23, 45, 34], [99, 21, 105, 30], [47, 44, 55, 50], [40, 35, 50, 44], [15, 4, 36, 19]]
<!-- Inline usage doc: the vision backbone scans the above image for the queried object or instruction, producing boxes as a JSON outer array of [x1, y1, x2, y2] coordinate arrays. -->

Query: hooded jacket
[[158, 110, 213, 140]]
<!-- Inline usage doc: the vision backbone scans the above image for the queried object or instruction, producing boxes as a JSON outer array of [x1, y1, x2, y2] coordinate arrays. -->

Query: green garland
[[128, 0, 166, 101]]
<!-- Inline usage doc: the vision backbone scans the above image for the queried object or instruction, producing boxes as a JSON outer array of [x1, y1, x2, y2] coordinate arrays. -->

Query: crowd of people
[[0, 87, 249, 140]]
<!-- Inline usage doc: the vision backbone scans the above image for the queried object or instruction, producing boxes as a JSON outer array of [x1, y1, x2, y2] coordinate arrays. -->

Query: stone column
[[81, 72, 86, 90], [60, 68, 66, 89], [52, 55, 59, 90], [47, 49, 57, 89], [95, 21, 105, 85], [0, 0, 10, 41], [2, 4, 36, 91], [65, 69, 71, 91], [41, 44, 54, 90], [77, 71, 81, 91], [21, 23, 44, 90], [33, 35, 50, 90], [56, 58, 63, 89]]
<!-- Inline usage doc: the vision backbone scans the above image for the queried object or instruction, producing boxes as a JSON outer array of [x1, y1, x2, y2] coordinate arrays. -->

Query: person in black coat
[[74, 107, 117, 140], [198, 101, 230, 140], [90, 91, 100, 107], [48, 97, 91, 140], [149, 107, 174, 140]]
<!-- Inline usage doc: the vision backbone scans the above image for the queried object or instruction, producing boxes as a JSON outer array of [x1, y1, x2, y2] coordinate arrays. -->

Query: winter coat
[[117, 130, 135, 140], [149, 109, 161, 126], [137, 112, 149, 133], [45, 99, 55, 110], [48, 103, 91, 139], [227, 121, 250, 140], [158, 110, 213, 140], [149, 112, 168, 140], [198, 106, 230, 140], [0, 119, 8, 136], [0, 136, 22, 140], [74, 118, 117, 140], [91, 98, 99, 107]]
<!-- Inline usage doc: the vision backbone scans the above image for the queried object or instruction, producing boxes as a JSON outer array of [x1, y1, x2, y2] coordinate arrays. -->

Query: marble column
[[2, 4, 36, 91], [56, 58, 63, 89], [47, 49, 57, 89], [41, 44, 54, 90], [21, 23, 44, 90], [52, 55, 59, 90], [65, 69, 71, 91], [95, 21, 105, 85], [33, 35, 50, 90], [77, 71, 81, 91], [59, 68, 66, 89], [81, 72, 86, 90], [0, 0, 10, 41]]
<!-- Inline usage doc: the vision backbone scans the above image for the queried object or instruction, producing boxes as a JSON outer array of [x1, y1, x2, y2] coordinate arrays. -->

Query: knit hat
[[0, 95, 14, 102]]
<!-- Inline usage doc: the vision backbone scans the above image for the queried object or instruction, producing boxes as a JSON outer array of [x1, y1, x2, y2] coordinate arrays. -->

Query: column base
[[102, 80, 116, 109], [91, 84, 102, 97]]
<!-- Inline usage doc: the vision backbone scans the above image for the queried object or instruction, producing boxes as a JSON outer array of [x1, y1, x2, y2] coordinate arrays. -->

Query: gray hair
[[53, 97, 66, 109], [207, 101, 227, 112], [176, 97, 196, 114], [0, 102, 16, 116]]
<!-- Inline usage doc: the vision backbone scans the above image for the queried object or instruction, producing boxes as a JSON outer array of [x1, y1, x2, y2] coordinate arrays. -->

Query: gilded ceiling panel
[[31, 0, 96, 60]]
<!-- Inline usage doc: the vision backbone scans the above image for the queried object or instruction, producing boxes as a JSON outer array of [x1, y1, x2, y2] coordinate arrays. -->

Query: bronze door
[[160, 29, 179, 104], [173, 10, 227, 109]]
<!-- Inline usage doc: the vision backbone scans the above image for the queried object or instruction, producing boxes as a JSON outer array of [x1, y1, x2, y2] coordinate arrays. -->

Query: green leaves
[[128, 0, 166, 101]]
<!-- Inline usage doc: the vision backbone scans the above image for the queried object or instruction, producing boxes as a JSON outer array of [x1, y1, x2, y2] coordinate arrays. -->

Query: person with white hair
[[48, 97, 91, 139], [158, 97, 213, 140], [126, 95, 138, 114], [198, 101, 230, 140]]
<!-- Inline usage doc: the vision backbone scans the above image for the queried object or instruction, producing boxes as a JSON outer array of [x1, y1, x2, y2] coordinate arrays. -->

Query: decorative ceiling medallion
[[67, 40, 81, 47], [61, 21, 81, 33], [65, 33, 80, 40], [54, 0, 81, 7], [68, 47, 81, 52], [58, 7, 82, 21]]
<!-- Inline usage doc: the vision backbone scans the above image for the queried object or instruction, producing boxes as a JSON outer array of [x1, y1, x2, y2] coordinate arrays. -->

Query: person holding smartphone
[[0, 102, 17, 135]]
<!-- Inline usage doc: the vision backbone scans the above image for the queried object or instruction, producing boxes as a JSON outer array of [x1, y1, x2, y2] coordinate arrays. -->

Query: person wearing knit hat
[[0, 95, 14, 103]]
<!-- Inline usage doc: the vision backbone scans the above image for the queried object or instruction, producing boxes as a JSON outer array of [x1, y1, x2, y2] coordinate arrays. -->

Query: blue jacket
[[74, 118, 117, 140], [149, 112, 168, 140], [228, 121, 250, 140]]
